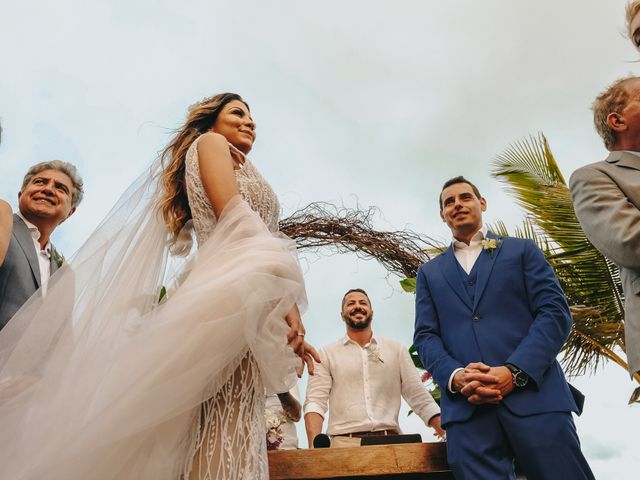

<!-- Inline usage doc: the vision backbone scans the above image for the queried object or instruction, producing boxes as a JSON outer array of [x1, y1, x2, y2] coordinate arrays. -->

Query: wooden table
[[268, 442, 454, 479]]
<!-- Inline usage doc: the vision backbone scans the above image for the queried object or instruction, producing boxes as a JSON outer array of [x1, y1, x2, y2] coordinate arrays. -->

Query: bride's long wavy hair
[[158, 93, 248, 243]]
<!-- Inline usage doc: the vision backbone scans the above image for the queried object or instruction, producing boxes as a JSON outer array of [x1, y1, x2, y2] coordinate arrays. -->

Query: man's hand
[[457, 363, 515, 404], [428, 414, 446, 440], [453, 362, 502, 405], [466, 366, 514, 404]]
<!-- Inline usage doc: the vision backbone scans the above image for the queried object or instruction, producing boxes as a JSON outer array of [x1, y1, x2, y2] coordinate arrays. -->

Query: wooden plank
[[268, 442, 452, 479]]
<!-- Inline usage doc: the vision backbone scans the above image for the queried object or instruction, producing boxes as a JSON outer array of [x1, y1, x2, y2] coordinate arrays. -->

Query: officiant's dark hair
[[439, 176, 482, 210], [341, 288, 371, 309]]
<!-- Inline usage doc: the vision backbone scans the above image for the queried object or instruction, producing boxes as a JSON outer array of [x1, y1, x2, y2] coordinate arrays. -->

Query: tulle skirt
[[0, 194, 304, 479]]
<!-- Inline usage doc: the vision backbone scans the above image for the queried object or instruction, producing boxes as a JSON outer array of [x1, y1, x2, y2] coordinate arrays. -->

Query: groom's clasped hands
[[452, 362, 514, 405]]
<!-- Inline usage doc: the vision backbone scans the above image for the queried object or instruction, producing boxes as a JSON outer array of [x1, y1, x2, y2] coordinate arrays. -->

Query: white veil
[[0, 159, 304, 479]]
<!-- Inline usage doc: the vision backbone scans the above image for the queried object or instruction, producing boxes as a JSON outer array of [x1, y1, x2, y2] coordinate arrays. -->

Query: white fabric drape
[[0, 162, 304, 479]]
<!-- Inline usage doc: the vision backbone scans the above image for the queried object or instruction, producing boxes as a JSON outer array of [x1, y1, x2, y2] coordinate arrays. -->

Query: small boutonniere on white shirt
[[481, 238, 500, 256], [367, 345, 384, 364]]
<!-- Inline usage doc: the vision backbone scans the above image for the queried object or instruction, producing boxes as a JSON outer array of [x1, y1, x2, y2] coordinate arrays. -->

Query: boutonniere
[[51, 249, 65, 268], [367, 345, 384, 364], [481, 238, 501, 256]]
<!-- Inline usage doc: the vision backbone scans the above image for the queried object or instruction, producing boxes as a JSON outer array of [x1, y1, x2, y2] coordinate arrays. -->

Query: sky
[[1, 0, 638, 477]]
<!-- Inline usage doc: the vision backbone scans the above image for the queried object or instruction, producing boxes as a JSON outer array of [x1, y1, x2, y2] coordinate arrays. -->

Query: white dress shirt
[[16, 212, 51, 295], [448, 225, 487, 391], [452, 225, 487, 274], [304, 334, 440, 436]]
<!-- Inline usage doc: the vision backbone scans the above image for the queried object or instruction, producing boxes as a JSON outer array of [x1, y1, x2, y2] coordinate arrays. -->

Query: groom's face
[[440, 182, 486, 238]]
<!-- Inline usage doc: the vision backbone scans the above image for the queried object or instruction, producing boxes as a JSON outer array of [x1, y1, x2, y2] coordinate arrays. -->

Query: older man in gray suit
[[570, 76, 640, 377], [0, 160, 83, 330]]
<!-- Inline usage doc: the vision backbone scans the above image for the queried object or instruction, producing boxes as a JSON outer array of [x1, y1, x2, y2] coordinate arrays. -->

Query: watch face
[[514, 372, 528, 387]]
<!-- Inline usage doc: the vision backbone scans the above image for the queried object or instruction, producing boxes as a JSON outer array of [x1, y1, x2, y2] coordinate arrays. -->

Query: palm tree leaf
[[492, 133, 627, 378]]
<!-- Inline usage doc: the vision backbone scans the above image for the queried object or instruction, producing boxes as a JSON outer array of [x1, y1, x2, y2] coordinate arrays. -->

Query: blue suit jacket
[[413, 233, 583, 426]]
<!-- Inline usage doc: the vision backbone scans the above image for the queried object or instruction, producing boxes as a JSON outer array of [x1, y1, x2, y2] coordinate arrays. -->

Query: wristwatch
[[505, 363, 529, 388]]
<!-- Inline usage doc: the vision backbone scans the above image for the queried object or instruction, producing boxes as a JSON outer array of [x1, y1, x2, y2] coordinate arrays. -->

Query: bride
[[0, 93, 318, 479]]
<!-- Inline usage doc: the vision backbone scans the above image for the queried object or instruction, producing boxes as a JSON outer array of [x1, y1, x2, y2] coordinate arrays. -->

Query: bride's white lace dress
[[182, 135, 284, 479], [0, 136, 304, 479]]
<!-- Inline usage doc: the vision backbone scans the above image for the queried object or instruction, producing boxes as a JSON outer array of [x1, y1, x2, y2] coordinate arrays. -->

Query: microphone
[[313, 433, 331, 448]]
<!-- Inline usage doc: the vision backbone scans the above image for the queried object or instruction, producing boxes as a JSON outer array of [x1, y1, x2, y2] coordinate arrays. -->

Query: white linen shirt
[[303, 334, 440, 436], [16, 212, 51, 295]]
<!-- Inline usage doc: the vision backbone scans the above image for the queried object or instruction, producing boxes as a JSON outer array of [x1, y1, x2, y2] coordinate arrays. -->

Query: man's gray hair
[[592, 76, 636, 150], [22, 160, 84, 208]]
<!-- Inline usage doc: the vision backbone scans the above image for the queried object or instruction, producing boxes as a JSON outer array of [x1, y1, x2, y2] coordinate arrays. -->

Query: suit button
[[468, 281, 474, 286], [473, 315, 480, 321]]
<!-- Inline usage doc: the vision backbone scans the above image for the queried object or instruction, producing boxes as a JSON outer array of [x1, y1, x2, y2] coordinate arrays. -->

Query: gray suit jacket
[[570, 151, 640, 375], [0, 214, 61, 330]]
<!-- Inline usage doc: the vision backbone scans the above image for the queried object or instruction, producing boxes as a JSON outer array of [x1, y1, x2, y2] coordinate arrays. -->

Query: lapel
[[12, 214, 41, 287], [606, 151, 640, 171], [438, 245, 473, 311], [472, 231, 503, 311]]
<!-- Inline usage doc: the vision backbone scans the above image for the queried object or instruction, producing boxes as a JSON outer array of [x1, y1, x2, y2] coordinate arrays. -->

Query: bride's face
[[210, 100, 256, 154]]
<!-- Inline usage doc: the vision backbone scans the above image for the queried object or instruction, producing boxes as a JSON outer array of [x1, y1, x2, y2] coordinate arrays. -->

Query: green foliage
[[493, 134, 635, 393], [408, 344, 422, 368], [158, 286, 167, 303], [400, 278, 416, 293], [407, 345, 441, 414]]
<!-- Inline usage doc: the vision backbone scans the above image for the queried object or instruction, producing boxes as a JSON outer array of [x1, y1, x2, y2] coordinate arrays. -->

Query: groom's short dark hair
[[439, 176, 482, 210]]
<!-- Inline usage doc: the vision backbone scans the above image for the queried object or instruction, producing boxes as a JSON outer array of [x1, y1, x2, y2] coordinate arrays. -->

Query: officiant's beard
[[342, 310, 373, 330]]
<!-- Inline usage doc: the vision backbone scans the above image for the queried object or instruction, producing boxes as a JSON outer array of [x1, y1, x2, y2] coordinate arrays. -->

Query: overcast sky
[[1, 0, 638, 476]]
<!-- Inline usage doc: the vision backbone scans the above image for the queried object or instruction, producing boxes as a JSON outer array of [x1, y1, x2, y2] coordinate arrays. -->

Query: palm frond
[[492, 133, 628, 378]]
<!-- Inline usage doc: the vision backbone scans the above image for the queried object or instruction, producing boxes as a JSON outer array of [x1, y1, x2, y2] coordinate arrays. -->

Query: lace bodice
[[185, 135, 280, 245]]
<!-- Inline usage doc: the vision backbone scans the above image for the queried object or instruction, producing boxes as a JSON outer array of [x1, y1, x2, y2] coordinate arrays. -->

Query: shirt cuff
[[303, 402, 326, 417], [418, 403, 441, 426], [448, 368, 464, 393]]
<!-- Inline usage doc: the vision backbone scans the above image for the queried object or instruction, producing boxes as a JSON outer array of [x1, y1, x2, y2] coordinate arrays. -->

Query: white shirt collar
[[16, 211, 51, 256], [342, 333, 378, 348], [452, 224, 488, 250]]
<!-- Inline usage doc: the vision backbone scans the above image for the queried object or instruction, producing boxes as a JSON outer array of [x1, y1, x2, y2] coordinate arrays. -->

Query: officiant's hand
[[428, 414, 446, 440], [285, 305, 321, 376]]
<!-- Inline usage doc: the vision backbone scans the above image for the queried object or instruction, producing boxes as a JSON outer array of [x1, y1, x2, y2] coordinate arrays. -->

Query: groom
[[413, 177, 594, 479]]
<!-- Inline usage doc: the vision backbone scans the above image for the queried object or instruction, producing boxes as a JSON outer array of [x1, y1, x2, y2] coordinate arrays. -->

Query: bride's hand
[[227, 142, 246, 169], [296, 340, 321, 377], [285, 305, 321, 376]]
